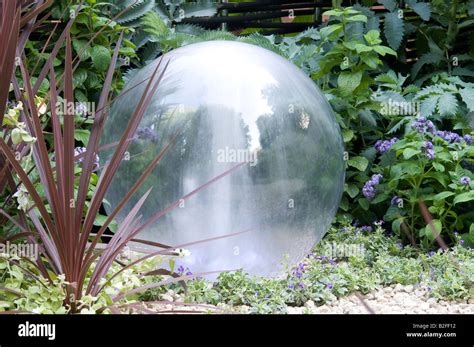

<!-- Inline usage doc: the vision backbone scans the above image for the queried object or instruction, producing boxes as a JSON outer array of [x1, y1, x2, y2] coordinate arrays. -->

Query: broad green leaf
[[338, 70, 363, 94], [91, 45, 111, 72], [359, 198, 369, 210], [364, 30, 382, 45], [354, 43, 373, 53], [432, 162, 444, 172], [347, 156, 369, 171], [320, 24, 343, 39], [402, 148, 420, 159], [347, 14, 368, 23], [74, 129, 90, 145], [345, 183, 359, 198], [453, 191, 474, 205], [373, 45, 397, 56], [425, 219, 441, 240], [433, 191, 454, 201], [342, 129, 354, 142]]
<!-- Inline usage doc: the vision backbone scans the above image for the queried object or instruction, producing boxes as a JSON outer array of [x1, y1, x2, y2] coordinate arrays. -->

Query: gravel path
[[140, 284, 473, 314], [287, 284, 473, 314]]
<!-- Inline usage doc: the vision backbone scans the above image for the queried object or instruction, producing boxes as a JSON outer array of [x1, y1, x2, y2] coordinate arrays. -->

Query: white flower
[[35, 97, 47, 115], [176, 248, 191, 257]]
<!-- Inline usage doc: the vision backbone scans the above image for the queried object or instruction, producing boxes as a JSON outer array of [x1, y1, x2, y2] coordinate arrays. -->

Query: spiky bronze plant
[[0, 0, 244, 313]]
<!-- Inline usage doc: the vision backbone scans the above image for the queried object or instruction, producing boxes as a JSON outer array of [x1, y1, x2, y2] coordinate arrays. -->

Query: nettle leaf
[[411, 52, 443, 79], [347, 156, 369, 171], [91, 45, 111, 72], [459, 88, 474, 111], [407, 0, 431, 21], [378, 0, 397, 12], [384, 12, 404, 50], [338, 70, 363, 94], [437, 93, 458, 117], [420, 95, 440, 117]]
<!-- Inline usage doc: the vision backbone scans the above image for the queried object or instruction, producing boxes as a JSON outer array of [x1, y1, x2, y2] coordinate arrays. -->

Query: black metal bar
[[181, 9, 317, 24], [217, 2, 332, 13]]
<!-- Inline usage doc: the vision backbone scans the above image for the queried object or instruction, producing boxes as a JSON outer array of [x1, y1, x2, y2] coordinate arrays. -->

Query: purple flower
[[436, 130, 462, 143], [371, 174, 383, 185], [137, 126, 158, 143], [362, 174, 383, 199], [460, 240, 465, 245], [460, 176, 471, 186], [73, 147, 100, 171], [411, 117, 435, 134], [375, 137, 398, 154], [177, 265, 192, 276], [326, 283, 333, 289], [288, 284, 295, 289], [391, 196, 402, 206], [420, 141, 436, 160], [463, 134, 472, 145], [298, 282, 305, 289], [361, 225, 373, 232]]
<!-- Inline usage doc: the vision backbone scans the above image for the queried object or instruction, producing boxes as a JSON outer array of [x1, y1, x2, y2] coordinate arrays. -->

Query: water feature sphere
[[101, 41, 345, 277]]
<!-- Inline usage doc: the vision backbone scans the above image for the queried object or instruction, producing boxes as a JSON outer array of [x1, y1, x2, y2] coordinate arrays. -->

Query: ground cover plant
[[0, 0, 473, 315]]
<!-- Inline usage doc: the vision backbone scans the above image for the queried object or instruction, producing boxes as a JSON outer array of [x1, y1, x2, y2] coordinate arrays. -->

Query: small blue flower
[[391, 196, 402, 206], [362, 174, 383, 200], [326, 283, 333, 289], [463, 134, 472, 145], [375, 137, 398, 154], [460, 176, 471, 186]]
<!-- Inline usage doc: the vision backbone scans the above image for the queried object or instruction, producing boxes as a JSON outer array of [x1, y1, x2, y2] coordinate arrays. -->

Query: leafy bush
[[366, 117, 474, 247]]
